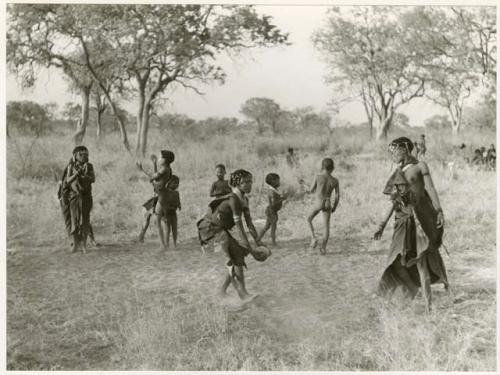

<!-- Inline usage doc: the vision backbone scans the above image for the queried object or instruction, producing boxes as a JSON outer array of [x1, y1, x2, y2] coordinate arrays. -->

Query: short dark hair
[[229, 169, 252, 187], [321, 158, 334, 172], [389, 137, 414, 153], [72, 145, 88, 154], [265, 173, 280, 186], [160, 150, 175, 163], [215, 164, 226, 171], [288, 147, 294, 153], [170, 175, 179, 184]]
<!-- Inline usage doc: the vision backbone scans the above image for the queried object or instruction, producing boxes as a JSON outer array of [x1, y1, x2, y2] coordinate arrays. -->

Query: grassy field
[[6, 125, 496, 370]]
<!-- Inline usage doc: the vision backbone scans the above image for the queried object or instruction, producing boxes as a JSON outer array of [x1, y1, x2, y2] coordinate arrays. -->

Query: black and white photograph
[[2, 1, 497, 371]]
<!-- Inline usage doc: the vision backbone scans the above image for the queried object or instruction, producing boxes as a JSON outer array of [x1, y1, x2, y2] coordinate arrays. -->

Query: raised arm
[[419, 161, 444, 228], [136, 161, 153, 179]]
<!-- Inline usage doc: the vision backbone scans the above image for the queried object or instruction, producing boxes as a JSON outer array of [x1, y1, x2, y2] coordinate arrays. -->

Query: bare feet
[[310, 238, 318, 249]]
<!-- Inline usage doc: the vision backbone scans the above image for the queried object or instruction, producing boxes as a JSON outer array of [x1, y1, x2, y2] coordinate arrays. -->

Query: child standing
[[257, 173, 287, 246], [136, 150, 175, 247], [161, 175, 181, 250], [197, 169, 265, 301], [210, 164, 232, 198], [306, 158, 340, 254]]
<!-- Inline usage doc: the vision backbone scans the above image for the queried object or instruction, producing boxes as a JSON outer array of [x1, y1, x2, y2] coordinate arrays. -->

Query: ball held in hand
[[252, 246, 271, 262]]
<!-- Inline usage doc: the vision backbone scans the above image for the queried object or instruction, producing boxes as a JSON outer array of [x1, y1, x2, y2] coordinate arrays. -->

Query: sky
[[6, 5, 451, 127]]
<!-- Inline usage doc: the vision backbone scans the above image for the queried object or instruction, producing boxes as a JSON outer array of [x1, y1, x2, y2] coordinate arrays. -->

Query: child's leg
[[307, 201, 323, 246], [71, 233, 80, 253], [257, 217, 271, 241], [220, 272, 232, 295], [319, 210, 331, 254], [156, 213, 167, 250], [270, 215, 278, 245], [171, 213, 178, 248], [232, 266, 250, 299], [165, 220, 171, 249]]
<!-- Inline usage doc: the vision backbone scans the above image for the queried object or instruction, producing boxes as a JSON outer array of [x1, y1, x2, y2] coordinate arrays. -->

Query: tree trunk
[[271, 120, 277, 134], [106, 100, 130, 152], [449, 105, 462, 136], [73, 85, 91, 145], [138, 102, 151, 157], [374, 117, 390, 140], [256, 119, 263, 134], [96, 109, 103, 140], [135, 90, 146, 154]]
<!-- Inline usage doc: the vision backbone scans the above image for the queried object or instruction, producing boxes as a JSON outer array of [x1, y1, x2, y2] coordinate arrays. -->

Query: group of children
[[136, 150, 340, 255], [132, 150, 340, 302]]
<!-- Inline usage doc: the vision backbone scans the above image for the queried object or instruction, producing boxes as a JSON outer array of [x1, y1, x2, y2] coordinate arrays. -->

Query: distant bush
[[424, 114, 452, 131], [7, 101, 50, 136]]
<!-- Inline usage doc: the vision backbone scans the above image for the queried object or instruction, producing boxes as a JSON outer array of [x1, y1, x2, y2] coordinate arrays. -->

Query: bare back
[[315, 173, 338, 200]]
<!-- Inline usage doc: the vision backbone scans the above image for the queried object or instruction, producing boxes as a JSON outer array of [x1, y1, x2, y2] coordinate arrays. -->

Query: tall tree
[[240, 97, 282, 134], [7, 5, 96, 145], [313, 7, 426, 140], [6, 4, 131, 150], [401, 6, 494, 135], [77, 5, 288, 155]]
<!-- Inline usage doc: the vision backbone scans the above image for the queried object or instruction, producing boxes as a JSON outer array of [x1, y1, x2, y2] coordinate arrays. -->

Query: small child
[[136, 150, 175, 244], [286, 147, 299, 168], [210, 164, 232, 198], [161, 175, 181, 250], [197, 169, 264, 301], [257, 173, 287, 246], [306, 158, 340, 254], [416, 134, 426, 160]]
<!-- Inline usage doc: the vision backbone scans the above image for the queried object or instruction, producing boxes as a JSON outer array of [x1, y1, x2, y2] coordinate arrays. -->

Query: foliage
[[240, 97, 282, 134], [400, 7, 495, 135], [7, 101, 50, 135], [424, 114, 452, 131], [313, 7, 426, 139]]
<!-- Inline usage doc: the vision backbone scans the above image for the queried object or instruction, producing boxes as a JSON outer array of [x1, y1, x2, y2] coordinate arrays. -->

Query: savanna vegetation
[[6, 4, 496, 372]]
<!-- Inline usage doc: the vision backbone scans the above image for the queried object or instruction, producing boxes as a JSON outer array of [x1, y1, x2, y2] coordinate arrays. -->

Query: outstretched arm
[[244, 208, 262, 246], [374, 204, 394, 240], [307, 176, 317, 194], [419, 161, 444, 228]]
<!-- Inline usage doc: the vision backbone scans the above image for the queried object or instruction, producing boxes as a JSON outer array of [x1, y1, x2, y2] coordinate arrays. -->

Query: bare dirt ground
[[7, 227, 496, 370]]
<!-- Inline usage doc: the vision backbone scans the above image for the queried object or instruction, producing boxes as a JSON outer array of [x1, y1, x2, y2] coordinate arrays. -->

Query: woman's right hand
[[373, 229, 384, 240]]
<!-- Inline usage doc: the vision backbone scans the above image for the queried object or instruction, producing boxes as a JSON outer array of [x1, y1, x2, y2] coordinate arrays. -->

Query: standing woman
[[198, 169, 267, 301], [64, 146, 95, 253], [374, 137, 448, 312]]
